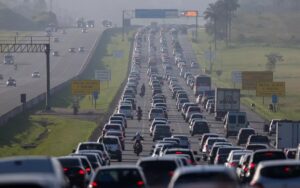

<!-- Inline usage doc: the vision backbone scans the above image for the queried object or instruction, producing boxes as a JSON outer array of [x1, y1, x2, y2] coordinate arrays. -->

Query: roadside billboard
[[71, 80, 100, 95], [256, 82, 286, 97], [242, 71, 273, 90]]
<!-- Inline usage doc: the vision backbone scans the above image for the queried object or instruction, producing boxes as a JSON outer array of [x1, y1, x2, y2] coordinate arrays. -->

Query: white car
[[78, 47, 85, 52], [117, 104, 133, 119], [31, 72, 40, 78], [52, 51, 59, 56], [251, 160, 300, 188]]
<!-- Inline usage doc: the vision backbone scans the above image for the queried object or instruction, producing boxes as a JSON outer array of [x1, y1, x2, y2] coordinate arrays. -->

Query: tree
[[204, 0, 240, 47], [265, 52, 284, 71]]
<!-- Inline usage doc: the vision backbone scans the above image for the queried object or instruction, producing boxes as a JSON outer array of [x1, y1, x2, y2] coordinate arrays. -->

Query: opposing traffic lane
[[0, 28, 102, 116]]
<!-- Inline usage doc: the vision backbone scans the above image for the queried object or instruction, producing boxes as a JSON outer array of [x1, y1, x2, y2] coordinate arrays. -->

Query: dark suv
[[236, 128, 255, 145], [245, 150, 286, 181]]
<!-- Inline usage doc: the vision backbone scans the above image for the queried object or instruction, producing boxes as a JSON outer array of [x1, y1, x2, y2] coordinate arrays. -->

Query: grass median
[[0, 28, 133, 157], [190, 29, 300, 120]]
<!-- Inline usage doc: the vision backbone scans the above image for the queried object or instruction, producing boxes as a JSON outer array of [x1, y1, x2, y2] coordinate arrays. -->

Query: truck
[[276, 120, 300, 149], [215, 88, 240, 121], [193, 75, 211, 96]]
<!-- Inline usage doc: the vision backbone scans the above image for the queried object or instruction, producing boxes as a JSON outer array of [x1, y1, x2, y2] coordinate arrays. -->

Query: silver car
[[251, 160, 300, 188]]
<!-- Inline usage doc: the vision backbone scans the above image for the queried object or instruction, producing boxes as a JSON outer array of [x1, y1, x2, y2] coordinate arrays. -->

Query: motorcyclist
[[132, 131, 144, 149], [140, 84, 145, 97], [137, 106, 142, 120]]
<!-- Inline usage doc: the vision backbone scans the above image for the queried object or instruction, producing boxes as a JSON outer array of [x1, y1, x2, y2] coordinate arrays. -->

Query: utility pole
[[122, 10, 125, 41], [214, 16, 217, 51], [195, 14, 198, 42], [209, 42, 213, 74]]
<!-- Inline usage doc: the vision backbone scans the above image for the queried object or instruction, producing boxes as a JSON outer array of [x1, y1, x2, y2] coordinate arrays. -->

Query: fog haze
[[52, 0, 215, 25]]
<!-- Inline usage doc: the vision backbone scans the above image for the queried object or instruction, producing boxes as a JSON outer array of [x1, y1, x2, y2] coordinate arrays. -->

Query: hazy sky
[[51, 0, 215, 25]]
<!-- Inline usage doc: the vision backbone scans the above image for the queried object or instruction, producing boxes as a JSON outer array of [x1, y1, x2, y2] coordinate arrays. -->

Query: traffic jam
[[1, 25, 300, 188]]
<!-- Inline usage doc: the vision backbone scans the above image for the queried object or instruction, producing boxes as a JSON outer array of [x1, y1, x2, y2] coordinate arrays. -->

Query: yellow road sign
[[71, 80, 100, 95], [256, 82, 285, 97], [242, 71, 273, 90]]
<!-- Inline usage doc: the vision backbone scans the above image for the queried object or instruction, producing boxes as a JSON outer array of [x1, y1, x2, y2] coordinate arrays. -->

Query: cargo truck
[[215, 88, 240, 121], [276, 120, 300, 149]]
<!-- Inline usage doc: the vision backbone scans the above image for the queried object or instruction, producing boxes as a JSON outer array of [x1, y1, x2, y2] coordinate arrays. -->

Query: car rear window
[[241, 129, 255, 135], [120, 106, 131, 110], [103, 138, 119, 144], [233, 154, 244, 160], [152, 109, 163, 113], [175, 172, 236, 185], [208, 139, 226, 146], [217, 147, 241, 155], [228, 115, 236, 124], [246, 145, 267, 151], [253, 152, 286, 163], [58, 158, 80, 167], [95, 169, 144, 187], [139, 161, 177, 185], [238, 116, 246, 124], [261, 165, 300, 179], [79, 144, 104, 151], [250, 136, 269, 143], [0, 159, 54, 174]]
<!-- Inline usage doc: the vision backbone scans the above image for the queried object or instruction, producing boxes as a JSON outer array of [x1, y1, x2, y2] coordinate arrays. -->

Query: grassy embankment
[[190, 15, 300, 120], [0, 29, 133, 157]]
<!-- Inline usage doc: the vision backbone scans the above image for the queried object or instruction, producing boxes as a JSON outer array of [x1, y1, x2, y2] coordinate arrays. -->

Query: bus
[[193, 75, 211, 96]]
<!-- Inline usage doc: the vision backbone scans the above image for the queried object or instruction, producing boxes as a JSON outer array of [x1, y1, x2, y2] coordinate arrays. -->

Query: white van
[[224, 111, 249, 138]]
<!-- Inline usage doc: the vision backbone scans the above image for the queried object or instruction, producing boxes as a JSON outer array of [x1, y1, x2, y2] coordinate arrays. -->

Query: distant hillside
[[0, 2, 37, 30]]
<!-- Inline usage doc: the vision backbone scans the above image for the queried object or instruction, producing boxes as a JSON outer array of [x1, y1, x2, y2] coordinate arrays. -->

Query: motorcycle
[[137, 109, 142, 121], [134, 141, 143, 156]]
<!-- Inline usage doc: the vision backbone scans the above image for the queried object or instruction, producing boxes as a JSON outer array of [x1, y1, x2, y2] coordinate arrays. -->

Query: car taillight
[[63, 168, 68, 172], [175, 151, 183, 154], [229, 162, 237, 167], [86, 167, 91, 173], [78, 169, 85, 175], [250, 163, 256, 170], [89, 181, 98, 188], [137, 180, 144, 187], [169, 171, 174, 176], [243, 166, 249, 172]]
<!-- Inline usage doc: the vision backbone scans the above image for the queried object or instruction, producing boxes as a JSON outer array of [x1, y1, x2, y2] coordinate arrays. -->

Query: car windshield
[[120, 106, 131, 110]]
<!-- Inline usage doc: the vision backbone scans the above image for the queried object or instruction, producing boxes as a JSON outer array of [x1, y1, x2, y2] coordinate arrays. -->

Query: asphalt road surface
[[111, 28, 273, 165], [0, 28, 102, 116]]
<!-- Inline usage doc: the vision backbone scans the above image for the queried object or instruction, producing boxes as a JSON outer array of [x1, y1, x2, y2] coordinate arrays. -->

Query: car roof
[[171, 165, 237, 179], [137, 156, 180, 163], [256, 159, 300, 169]]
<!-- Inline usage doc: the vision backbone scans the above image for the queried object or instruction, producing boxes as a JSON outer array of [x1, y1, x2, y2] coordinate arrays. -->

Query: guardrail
[[0, 28, 104, 126]]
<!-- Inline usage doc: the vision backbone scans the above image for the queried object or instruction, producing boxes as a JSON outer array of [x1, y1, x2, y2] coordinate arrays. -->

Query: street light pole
[[45, 43, 51, 111]]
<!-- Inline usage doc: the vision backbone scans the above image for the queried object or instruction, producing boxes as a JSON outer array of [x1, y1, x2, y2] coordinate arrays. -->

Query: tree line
[[204, 0, 239, 49]]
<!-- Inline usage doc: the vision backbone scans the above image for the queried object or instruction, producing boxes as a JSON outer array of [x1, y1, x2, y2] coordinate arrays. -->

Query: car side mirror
[[193, 151, 198, 155], [72, 149, 75, 153], [152, 146, 155, 148], [196, 157, 201, 162], [171, 129, 175, 132]]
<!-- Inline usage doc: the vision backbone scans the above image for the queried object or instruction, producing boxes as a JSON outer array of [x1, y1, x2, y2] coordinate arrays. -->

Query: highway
[[0, 28, 102, 116], [110, 27, 271, 165]]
